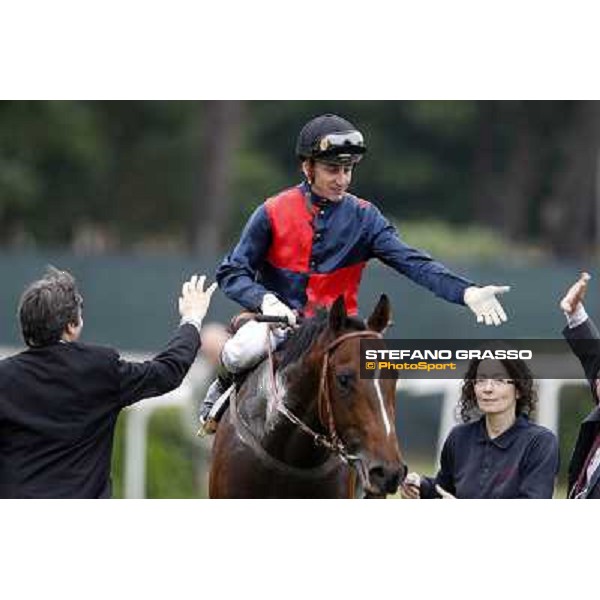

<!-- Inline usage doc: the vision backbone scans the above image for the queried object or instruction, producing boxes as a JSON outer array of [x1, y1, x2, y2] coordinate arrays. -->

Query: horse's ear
[[329, 295, 347, 332], [367, 294, 391, 333]]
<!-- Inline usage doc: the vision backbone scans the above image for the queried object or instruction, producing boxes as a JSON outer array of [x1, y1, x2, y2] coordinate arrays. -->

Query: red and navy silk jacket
[[216, 182, 474, 316]]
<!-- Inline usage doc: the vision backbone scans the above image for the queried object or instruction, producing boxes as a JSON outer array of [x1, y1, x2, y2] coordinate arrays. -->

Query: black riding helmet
[[295, 114, 366, 165]]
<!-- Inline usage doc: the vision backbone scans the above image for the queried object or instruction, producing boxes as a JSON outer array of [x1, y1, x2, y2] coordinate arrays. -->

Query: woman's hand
[[400, 472, 421, 499]]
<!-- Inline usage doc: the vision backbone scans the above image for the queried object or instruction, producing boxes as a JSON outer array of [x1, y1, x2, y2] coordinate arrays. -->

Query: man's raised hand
[[179, 275, 217, 324], [560, 272, 591, 315]]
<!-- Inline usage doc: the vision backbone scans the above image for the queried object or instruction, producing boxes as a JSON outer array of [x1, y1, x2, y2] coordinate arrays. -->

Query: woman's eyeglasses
[[472, 378, 515, 388]]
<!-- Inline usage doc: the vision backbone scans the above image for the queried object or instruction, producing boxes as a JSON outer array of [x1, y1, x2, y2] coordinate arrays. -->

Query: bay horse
[[209, 294, 406, 498]]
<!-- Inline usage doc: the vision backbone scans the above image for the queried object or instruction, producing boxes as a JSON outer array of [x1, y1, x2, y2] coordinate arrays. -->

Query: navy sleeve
[[368, 205, 473, 305], [216, 204, 272, 311], [420, 429, 457, 499], [518, 430, 559, 498], [117, 324, 200, 406]]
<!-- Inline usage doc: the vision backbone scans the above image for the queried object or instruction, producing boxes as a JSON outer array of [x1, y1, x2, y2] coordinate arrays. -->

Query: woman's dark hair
[[18, 266, 83, 347], [457, 357, 537, 423]]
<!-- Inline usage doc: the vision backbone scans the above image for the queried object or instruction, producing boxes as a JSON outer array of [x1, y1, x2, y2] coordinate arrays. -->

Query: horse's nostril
[[368, 465, 403, 495], [369, 466, 386, 486], [386, 469, 401, 494]]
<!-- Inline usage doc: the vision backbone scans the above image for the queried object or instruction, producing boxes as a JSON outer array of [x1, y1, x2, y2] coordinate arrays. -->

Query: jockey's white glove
[[463, 285, 510, 326], [260, 293, 297, 326]]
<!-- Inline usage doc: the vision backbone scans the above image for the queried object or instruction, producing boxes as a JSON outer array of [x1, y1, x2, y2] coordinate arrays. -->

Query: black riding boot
[[198, 370, 234, 435]]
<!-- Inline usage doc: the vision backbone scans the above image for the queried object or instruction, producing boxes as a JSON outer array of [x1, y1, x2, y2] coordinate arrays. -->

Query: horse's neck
[[261, 362, 330, 468]]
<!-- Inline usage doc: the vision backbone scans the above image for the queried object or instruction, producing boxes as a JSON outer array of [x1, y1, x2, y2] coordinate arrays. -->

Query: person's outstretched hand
[[464, 285, 511, 326], [560, 272, 591, 315], [179, 275, 217, 324]]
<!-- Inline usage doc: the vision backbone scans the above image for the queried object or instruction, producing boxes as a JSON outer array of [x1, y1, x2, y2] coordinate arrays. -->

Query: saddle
[[202, 310, 285, 434], [204, 355, 283, 437]]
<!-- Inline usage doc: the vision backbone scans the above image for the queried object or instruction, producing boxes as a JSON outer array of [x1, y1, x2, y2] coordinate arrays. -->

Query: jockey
[[198, 113, 511, 432]]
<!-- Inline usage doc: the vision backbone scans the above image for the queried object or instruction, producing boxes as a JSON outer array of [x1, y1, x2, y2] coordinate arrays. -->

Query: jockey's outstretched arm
[[368, 206, 510, 326]]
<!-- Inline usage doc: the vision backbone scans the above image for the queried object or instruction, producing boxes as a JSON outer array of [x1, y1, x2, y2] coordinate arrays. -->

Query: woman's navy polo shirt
[[420, 415, 559, 499]]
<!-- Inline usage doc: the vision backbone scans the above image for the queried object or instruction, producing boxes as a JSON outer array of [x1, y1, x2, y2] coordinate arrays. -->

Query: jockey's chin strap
[[268, 328, 383, 464]]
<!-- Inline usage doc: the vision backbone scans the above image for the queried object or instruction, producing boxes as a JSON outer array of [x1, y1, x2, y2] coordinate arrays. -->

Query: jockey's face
[[303, 160, 354, 201]]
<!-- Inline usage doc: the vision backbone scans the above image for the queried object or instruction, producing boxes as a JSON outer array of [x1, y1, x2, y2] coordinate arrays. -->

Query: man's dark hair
[[18, 266, 83, 347]]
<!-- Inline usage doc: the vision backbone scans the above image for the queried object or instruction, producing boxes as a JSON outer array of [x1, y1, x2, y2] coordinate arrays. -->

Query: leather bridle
[[272, 329, 383, 464]]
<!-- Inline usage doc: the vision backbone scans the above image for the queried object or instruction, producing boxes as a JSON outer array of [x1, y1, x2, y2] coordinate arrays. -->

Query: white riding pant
[[221, 320, 287, 374]]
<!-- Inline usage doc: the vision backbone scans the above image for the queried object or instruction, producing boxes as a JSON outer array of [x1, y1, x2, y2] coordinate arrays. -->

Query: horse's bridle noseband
[[273, 329, 383, 464]]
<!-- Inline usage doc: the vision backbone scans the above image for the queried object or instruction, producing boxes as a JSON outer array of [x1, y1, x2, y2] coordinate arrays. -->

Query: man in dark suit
[[561, 272, 600, 498], [0, 267, 216, 498]]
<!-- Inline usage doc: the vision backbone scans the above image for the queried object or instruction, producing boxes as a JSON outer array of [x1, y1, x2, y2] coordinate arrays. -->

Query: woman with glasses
[[401, 356, 559, 498]]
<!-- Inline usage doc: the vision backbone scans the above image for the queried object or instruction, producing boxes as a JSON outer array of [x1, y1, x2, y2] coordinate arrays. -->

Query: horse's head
[[317, 295, 406, 497]]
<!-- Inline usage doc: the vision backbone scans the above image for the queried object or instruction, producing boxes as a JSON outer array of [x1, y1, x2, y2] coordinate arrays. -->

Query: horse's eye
[[336, 372, 354, 390]]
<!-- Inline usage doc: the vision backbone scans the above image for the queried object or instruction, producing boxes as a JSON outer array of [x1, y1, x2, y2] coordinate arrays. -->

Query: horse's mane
[[277, 308, 366, 371]]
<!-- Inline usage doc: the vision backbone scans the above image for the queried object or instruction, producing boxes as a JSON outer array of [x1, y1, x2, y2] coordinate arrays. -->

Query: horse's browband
[[323, 330, 382, 355]]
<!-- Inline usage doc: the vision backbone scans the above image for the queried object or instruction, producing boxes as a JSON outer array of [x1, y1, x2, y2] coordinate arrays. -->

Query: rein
[[268, 327, 382, 464]]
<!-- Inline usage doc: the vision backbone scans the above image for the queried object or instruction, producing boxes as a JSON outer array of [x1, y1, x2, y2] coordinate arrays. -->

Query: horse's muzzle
[[368, 461, 407, 496]]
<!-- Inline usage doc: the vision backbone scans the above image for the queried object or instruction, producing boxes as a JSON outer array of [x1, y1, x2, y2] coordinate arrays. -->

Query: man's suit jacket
[[0, 323, 200, 498], [563, 318, 600, 498]]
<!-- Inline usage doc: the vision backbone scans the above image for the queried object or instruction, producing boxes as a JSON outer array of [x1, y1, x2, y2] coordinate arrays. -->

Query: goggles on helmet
[[313, 130, 365, 156]]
